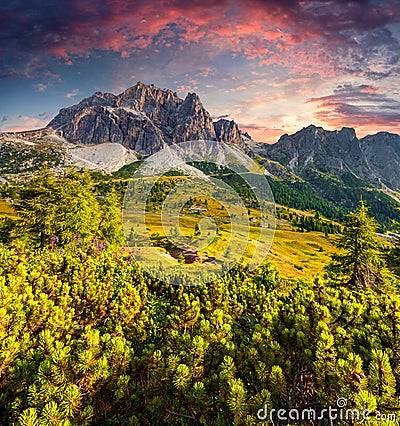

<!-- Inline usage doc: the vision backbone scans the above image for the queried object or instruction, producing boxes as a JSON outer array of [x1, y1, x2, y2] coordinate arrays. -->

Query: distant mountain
[[261, 126, 367, 174], [252, 124, 400, 229], [258, 124, 400, 191], [47, 82, 251, 155], [1, 84, 399, 228], [361, 132, 400, 190]]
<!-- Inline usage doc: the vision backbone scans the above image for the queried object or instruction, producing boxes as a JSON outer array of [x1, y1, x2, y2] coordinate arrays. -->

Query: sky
[[1, 0, 400, 142]]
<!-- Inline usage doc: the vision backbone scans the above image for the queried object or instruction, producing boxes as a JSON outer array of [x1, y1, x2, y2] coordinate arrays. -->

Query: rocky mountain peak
[[117, 82, 182, 111], [260, 124, 374, 183], [293, 124, 356, 141], [260, 124, 397, 191], [47, 82, 251, 155], [174, 93, 216, 143], [79, 92, 117, 107], [214, 119, 244, 145], [337, 126, 357, 139], [178, 92, 204, 116], [360, 131, 400, 189], [302, 124, 323, 133]]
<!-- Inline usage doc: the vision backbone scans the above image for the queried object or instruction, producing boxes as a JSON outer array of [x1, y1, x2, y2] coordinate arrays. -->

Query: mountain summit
[[47, 82, 251, 154], [2, 83, 400, 209], [259, 124, 400, 190], [262, 125, 370, 177]]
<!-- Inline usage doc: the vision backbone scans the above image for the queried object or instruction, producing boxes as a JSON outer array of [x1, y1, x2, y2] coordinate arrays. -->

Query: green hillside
[[0, 169, 400, 425]]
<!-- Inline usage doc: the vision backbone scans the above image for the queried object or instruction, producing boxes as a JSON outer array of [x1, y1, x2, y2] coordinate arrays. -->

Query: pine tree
[[0, 217, 17, 244], [97, 188, 124, 245], [15, 169, 108, 247], [54, 170, 100, 245], [387, 217, 400, 275], [15, 169, 60, 248], [326, 201, 384, 288]]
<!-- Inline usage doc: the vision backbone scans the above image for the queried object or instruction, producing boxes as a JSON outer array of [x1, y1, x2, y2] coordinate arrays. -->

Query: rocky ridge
[[2, 84, 400, 196], [48, 82, 251, 155], [257, 125, 400, 190]]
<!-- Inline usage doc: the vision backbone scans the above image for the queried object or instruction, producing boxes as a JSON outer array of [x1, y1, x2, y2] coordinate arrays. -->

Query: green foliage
[[0, 239, 399, 424], [112, 161, 144, 179], [13, 169, 123, 248], [0, 216, 17, 244], [265, 171, 400, 231], [268, 176, 346, 221], [0, 242, 147, 425], [253, 261, 279, 292], [386, 218, 400, 276], [1, 172, 400, 425], [277, 207, 342, 235], [15, 169, 99, 247], [97, 188, 124, 245], [327, 201, 385, 288], [305, 169, 400, 230]]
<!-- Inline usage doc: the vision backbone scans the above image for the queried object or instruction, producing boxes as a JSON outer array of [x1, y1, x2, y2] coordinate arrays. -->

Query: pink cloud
[[5, 0, 399, 81], [307, 84, 400, 136], [43, 70, 62, 82], [1, 116, 49, 132]]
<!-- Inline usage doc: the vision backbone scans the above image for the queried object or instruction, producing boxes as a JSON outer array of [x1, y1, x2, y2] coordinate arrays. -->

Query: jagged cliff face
[[48, 83, 247, 155], [257, 125, 400, 190], [361, 132, 400, 190], [214, 119, 249, 146], [261, 125, 370, 176]]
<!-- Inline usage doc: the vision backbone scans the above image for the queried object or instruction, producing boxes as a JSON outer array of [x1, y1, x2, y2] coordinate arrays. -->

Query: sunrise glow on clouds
[[1, 0, 400, 142]]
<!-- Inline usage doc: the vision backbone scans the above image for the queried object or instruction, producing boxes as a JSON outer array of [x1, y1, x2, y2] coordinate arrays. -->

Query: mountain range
[[1, 82, 399, 227], [48, 82, 251, 155], [257, 125, 400, 192]]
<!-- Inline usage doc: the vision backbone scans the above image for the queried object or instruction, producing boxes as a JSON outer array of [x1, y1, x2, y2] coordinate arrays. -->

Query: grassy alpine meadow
[[133, 179, 339, 278], [0, 199, 16, 218], [269, 229, 338, 278], [0, 194, 342, 278], [141, 209, 338, 278]]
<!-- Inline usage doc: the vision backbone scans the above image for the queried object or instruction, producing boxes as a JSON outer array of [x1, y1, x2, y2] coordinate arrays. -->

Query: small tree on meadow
[[326, 201, 384, 288]]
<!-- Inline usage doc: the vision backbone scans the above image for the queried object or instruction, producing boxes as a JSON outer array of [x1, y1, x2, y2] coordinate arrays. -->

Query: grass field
[[121, 175, 339, 278], [270, 228, 337, 278], [127, 206, 337, 278], [0, 200, 15, 218], [1, 173, 338, 278]]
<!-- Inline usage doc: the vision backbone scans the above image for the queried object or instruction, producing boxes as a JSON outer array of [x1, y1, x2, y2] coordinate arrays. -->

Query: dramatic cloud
[[308, 83, 400, 135], [1, 0, 400, 139], [1, 0, 400, 77]]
